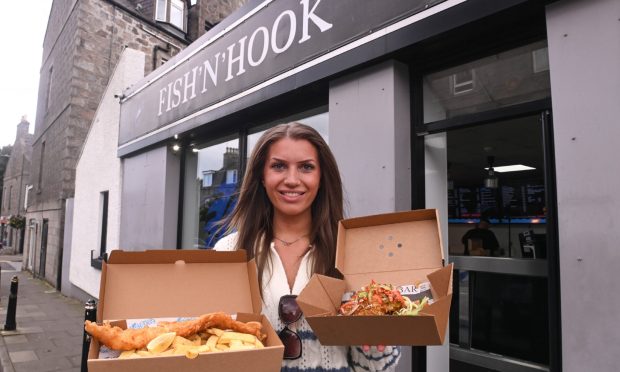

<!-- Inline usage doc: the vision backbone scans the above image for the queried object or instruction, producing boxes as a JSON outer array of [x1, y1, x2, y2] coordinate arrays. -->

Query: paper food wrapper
[[97, 315, 237, 359]]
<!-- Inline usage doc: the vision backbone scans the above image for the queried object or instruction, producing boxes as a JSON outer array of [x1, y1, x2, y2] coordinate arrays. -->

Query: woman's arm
[[349, 345, 401, 372]]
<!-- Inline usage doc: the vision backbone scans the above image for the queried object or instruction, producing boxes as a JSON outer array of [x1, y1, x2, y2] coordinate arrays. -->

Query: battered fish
[[84, 312, 264, 351]]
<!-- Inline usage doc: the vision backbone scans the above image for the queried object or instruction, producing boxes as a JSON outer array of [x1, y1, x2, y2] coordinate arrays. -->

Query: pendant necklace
[[274, 235, 307, 247]]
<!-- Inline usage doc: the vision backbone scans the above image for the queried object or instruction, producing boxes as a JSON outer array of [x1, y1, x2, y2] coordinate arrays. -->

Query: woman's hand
[[362, 345, 385, 353]]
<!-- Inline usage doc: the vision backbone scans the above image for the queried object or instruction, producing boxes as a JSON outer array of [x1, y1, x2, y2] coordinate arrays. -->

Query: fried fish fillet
[[84, 312, 264, 351]]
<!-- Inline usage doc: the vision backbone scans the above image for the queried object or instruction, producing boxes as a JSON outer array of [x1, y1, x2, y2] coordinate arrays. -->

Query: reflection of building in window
[[202, 170, 214, 187], [199, 147, 240, 247], [226, 169, 238, 184], [201, 147, 239, 199]]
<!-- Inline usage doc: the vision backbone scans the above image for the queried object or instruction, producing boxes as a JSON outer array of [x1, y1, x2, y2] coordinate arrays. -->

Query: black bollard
[[81, 299, 97, 372], [4, 276, 18, 331]]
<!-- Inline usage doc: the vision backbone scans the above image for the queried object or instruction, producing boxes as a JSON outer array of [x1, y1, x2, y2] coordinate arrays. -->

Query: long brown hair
[[222, 122, 344, 289]]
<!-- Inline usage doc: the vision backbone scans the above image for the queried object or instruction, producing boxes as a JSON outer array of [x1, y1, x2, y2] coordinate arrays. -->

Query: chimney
[[17, 116, 30, 137], [222, 147, 240, 169]]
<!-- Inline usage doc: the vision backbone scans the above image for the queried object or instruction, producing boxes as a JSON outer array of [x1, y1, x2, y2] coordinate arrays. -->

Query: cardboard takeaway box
[[87, 249, 284, 372], [296, 209, 453, 346]]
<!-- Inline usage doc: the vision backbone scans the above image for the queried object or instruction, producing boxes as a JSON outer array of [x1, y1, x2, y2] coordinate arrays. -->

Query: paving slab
[[9, 350, 38, 363], [0, 257, 86, 372], [2, 335, 27, 345]]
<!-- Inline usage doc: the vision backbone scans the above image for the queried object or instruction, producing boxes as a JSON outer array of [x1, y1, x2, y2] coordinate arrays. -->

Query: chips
[[117, 327, 265, 360]]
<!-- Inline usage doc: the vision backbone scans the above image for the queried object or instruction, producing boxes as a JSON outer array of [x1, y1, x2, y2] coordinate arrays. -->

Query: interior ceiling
[[447, 114, 544, 187]]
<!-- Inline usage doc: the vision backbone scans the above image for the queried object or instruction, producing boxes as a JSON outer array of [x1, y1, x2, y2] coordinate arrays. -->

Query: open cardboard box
[[296, 209, 453, 345], [87, 249, 284, 372]]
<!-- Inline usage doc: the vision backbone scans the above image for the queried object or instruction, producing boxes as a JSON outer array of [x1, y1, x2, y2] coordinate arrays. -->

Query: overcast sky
[[0, 1, 53, 147]]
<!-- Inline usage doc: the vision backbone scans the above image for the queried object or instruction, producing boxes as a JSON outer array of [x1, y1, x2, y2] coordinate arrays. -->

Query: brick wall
[[27, 0, 244, 288], [1, 120, 32, 218], [188, 0, 247, 40]]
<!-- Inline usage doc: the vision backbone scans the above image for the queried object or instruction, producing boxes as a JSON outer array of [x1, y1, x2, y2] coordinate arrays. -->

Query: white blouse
[[214, 233, 400, 372]]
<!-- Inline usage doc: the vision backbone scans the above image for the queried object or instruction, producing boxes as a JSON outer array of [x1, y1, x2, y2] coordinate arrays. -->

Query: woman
[[214, 122, 400, 371]]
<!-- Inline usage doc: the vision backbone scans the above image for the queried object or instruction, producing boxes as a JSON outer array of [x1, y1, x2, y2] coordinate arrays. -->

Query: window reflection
[[423, 41, 550, 123], [193, 139, 240, 249]]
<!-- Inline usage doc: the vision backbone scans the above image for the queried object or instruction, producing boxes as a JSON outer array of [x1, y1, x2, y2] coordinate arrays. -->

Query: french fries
[[116, 326, 265, 360]]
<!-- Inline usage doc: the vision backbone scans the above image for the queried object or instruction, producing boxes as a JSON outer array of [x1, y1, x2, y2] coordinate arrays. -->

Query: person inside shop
[[461, 218, 500, 256], [214, 122, 400, 371]]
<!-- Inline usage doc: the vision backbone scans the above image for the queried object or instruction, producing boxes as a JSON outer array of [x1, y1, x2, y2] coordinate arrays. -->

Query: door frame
[[39, 218, 48, 278], [412, 95, 561, 371]]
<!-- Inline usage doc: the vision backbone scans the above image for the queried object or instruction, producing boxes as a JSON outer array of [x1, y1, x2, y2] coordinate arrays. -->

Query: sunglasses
[[278, 294, 303, 360]]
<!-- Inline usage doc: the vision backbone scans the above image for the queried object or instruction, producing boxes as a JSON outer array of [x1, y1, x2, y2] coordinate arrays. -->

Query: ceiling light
[[172, 144, 180, 151], [485, 164, 536, 173], [483, 156, 499, 189]]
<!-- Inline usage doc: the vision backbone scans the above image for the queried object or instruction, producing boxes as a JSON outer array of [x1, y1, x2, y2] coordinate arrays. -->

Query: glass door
[[418, 40, 559, 372], [445, 115, 551, 372]]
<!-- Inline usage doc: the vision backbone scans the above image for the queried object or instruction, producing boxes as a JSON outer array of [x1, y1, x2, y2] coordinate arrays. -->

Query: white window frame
[[202, 171, 214, 187], [226, 169, 238, 185], [155, 0, 186, 31]]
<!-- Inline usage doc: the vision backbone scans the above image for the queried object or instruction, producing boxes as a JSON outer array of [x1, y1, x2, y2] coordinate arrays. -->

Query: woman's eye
[[271, 162, 286, 170], [300, 163, 315, 172]]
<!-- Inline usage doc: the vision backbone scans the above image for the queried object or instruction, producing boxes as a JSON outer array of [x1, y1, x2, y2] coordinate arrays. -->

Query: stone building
[[0, 117, 33, 254], [27, 0, 246, 288]]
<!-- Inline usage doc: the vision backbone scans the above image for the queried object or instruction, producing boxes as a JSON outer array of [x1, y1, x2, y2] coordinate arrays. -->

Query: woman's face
[[262, 137, 321, 219]]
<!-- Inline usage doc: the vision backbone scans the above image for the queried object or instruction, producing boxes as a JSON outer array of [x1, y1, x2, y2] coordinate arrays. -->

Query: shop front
[[116, 0, 620, 371]]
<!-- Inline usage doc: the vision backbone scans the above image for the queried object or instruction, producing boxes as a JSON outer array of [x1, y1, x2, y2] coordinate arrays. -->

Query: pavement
[[0, 254, 85, 372]]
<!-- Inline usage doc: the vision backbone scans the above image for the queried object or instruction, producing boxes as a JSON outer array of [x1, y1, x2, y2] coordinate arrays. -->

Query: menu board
[[456, 187, 479, 218], [479, 188, 498, 213], [525, 184, 545, 216], [448, 183, 545, 222]]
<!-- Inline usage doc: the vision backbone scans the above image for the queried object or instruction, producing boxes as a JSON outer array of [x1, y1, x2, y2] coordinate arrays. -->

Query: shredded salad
[[339, 280, 429, 316]]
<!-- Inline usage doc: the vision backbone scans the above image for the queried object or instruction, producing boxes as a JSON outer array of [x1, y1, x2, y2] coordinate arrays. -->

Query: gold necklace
[[273, 241, 314, 259], [274, 235, 307, 247]]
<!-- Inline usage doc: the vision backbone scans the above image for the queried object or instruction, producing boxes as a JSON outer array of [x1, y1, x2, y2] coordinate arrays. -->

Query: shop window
[[423, 40, 551, 123], [156, 0, 185, 31], [183, 137, 241, 250]]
